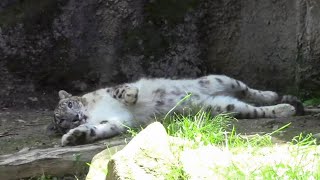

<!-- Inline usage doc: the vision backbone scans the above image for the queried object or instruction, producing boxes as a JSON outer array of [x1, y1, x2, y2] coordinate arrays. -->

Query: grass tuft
[[123, 96, 319, 180], [164, 111, 234, 147], [163, 110, 319, 179]]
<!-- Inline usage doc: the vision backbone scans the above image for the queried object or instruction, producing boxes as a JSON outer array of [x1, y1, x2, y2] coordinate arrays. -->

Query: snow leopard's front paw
[[61, 125, 94, 146]]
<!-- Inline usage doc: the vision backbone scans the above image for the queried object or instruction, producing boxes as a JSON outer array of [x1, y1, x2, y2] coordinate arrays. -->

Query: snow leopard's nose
[[72, 114, 81, 122]]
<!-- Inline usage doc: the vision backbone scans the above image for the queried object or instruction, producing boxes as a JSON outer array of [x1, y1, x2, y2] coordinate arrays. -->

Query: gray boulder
[[106, 122, 175, 180]]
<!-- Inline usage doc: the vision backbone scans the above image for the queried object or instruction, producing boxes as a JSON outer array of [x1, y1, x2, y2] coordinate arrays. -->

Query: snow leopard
[[48, 75, 304, 146]]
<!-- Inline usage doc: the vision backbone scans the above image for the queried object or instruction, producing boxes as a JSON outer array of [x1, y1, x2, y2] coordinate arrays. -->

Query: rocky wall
[[0, 0, 319, 109]]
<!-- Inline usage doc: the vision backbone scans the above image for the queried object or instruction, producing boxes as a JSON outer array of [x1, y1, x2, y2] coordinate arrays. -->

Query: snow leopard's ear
[[59, 90, 72, 99]]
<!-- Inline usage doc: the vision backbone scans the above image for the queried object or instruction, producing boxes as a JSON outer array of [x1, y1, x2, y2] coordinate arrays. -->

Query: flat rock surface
[[0, 109, 319, 155]]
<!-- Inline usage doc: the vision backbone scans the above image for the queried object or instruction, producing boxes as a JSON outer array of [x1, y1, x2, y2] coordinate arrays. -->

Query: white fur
[[60, 75, 296, 146]]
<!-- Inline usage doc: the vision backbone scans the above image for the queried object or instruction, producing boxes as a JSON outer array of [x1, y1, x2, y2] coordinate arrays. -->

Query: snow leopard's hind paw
[[273, 104, 296, 118], [280, 95, 304, 116], [112, 85, 139, 105], [123, 86, 139, 105]]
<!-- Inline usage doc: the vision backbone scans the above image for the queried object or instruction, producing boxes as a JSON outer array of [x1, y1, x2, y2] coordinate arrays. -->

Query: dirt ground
[[0, 109, 60, 155], [234, 112, 320, 143], [0, 109, 319, 156]]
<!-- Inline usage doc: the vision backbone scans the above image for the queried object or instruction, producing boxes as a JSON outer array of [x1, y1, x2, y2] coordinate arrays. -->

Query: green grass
[[119, 92, 319, 179], [162, 110, 319, 180], [303, 97, 320, 106], [164, 112, 234, 146], [163, 110, 292, 149]]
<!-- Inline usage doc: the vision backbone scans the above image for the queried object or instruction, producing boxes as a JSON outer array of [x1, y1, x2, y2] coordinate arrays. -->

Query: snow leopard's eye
[[67, 102, 73, 108]]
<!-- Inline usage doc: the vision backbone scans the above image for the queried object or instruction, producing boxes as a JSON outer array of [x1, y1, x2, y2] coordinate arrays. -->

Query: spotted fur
[[49, 75, 304, 146]]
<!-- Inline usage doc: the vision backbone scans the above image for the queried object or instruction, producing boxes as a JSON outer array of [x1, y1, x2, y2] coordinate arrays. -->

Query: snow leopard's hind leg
[[106, 84, 139, 105], [198, 75, 278, 104], [203, 96, 296, 119], [198, 75, 304, 115]]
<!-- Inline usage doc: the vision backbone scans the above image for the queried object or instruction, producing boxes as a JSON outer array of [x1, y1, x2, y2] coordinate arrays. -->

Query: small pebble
[[272, 125, 279, 131], [17, 119, 26, 123], [313, 133, 320, 140], [18, 147, 30, 153], [28, 97, 38, 102]]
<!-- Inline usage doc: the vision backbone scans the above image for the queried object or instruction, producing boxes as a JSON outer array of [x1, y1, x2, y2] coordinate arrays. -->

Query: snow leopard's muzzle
[[47, 96, 87, 136], [47, 113, 87, 136], [51, 113, 80, 135]]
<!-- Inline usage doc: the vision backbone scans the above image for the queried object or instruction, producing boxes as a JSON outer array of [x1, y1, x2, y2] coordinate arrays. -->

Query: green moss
[[303, 98, 320, 106], [294, 89, 320, 102], [284, 84, 320, 102]]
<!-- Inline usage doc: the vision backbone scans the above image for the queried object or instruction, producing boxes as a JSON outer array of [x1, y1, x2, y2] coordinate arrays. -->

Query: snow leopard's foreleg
[[106, 84, 139, 106], [61, 120, 126, 146], [203, 96, 296, 119]]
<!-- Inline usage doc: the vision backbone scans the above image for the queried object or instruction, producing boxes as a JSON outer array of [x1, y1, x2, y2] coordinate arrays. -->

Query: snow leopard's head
[[47, 90, 87, 136]]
